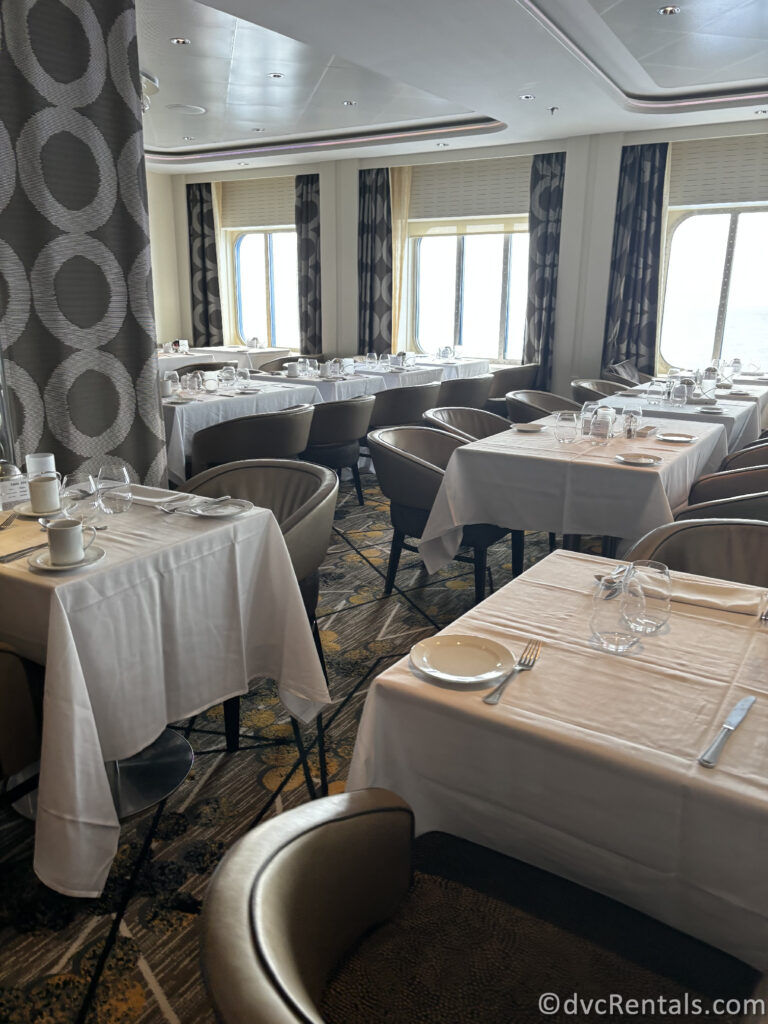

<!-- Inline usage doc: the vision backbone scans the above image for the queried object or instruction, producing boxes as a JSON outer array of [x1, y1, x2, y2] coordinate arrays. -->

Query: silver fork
[[483, 638, 542, 705], [0, 511, 19, 530], [158, 496, 196, 514]]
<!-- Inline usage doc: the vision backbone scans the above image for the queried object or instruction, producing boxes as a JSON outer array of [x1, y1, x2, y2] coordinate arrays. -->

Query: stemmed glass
[[554, 411, 579, 443], [96, 464, 133, 515], [218, 366, 236, 391]]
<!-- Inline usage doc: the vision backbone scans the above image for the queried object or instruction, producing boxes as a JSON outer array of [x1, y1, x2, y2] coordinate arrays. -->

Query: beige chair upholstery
[[172, 361, 239, 375], [190, 405, 315, 475], [257, 355, 295, 373], [368, 426, 520, 599], [719, 444, 768, 472], [624, 519, 768, 587], [570, 378, 629, 403], [675, 492, 768, 522], [0, 644, 43, 808], [602, 361, 654, 386], [505, 390, 580, 422], [436, 374, 493, 410], [300, 396, 375, 505], [422, 406, 511, 442], [368, 382, 442, 430], [485, 363, 538, 416], [688, 465, 768, 505], [200, 789, 414, 1024]]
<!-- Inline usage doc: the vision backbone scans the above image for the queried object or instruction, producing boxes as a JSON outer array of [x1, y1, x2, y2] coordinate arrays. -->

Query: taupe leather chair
[[422, 406, 511, 443], [1, 644, 43, 809], [436, 374, 493, 410], [688, 465, 768, 505], [300, 396, 375, 505], [368, 381, 442, 430], [368, 426, 521, 598], [570, 378, 630, 403], [675, 492, 768, 522], [719, 444, 768, 472], [602, 361, 654, 386], [182, 460, 338, 796], [190, 405, 315, 475], [257, 356, 296, 373], [624, 519, 768, 587], [200, 789, 413, 1024], [505, 390, 580, 422], [485, 363, 538, 416], [173, 361, 239, 375]]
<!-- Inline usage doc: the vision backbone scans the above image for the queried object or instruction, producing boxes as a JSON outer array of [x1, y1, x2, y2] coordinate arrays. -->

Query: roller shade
[[410, 156, 533, 219], [669, 136, 768, 207], [220, 176, 295, 228]]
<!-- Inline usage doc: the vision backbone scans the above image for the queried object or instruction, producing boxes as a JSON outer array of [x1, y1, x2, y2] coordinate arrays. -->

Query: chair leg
[[223, 696, 240, 753], [511, 530, 524, 577], [316, 713, 328, 796], [473, 547, 488, 604], [549, 532, 557, 552], [311, 616, 329, 682], [384, 529, 405, 595], [290, 717, 317, 800], [601, 536, 619, 558], [351, 464, 365, 506]]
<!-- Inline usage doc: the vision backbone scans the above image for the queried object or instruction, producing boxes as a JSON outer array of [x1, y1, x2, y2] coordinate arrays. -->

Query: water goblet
[[590, 573, 645, 653], [580, 402, 598, 436], [236, 368, 251, 386], [96, 463, 133, 515], [627, 560, 671, 635], [218, 366, 236, 390], [164, 370, 180, 392], [297, 357, 309, 377], [554, 410, 579, 443], [366, 352, 378, 366], [645, 381, 664, 406], [306, 358, 319, 377]]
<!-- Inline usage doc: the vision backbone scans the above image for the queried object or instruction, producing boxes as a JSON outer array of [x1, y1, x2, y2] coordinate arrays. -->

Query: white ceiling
[[137, 0, 768, 173]]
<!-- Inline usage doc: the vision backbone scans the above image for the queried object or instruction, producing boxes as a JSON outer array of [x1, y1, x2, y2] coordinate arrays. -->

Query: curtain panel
[[295, 174, 322, 356], [602, 143, 669, 377], [0, 0, 166, 484], [187, 183, 223, 348], [523, 152, 566, 391], [358, 168, 393, 356], [389, 167, 412, 352]]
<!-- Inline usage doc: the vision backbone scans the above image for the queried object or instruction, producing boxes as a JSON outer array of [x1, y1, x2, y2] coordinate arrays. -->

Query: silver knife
[[698, 696, 755, 768]]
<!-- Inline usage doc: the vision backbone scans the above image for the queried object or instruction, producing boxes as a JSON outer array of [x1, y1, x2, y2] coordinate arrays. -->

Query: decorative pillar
[[0, 0, 166, 484]]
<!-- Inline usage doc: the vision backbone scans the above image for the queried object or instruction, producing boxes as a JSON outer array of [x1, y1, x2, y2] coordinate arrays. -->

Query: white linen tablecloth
[[618, 388, 761, 448], [419, 418, 727, 574], [0, 500, 330, 897], [347, 548, 768, 967], [254, 373, 384, 402], [157, 347, 286, 376], [412, 357, 490, 379], [353, 365, 444, 388], [717, 383, 768, 431], [163, 384, 320, 484]]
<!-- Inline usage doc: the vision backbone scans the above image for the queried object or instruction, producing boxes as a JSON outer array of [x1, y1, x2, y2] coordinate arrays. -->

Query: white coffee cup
[[284, 362, 299, 377], [319, 362, 331, 378], [26, 453, 56, 478], [161, 379, 173, 397], [178, 339, 190, 353], [29, 471, 62, 514], [47, 519, 96, 566]]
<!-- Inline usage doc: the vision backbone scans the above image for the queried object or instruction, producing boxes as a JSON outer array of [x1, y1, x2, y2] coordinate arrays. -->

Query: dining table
[[352, 365, 444, 388], [157, 346, 288, 377], [347, 547, 768, 967], [0, 487, 330, 898], [601, 391, 759, 452], [412, 356, 490, 379], [418, 416, 728, 575], [163, 382, 320, 484], [253, 372, 384, 402]]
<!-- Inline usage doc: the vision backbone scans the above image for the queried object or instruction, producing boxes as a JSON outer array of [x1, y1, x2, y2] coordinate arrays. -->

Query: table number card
[[0, 474, 29, 510]]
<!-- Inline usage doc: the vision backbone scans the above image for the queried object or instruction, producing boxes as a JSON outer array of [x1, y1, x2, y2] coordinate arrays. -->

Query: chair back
[[570, 379, 629, 403], [487, 363, 538, 398], [368, 382, 442, 430], [688, 465, 768, 505], [368, 426, 463, 511], [422, 406, 510, 442], [183, 459, 337, 584], [505, 390, 580, 422], [172, 361, 239, 375], [201, 789, 413, 1024], [436, 374, 492, 410], [258, 356, 295, 373], [603, 361, 653, 385], [624, 519, 768, 587], [675, 492, 768, 522], [719, 445, 768, 472], [191, 405, 315, 474], [305, 396, 375, 447]]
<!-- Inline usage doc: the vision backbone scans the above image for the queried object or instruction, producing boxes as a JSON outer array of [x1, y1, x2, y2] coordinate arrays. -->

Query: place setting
[[408, 633, 543, 702]]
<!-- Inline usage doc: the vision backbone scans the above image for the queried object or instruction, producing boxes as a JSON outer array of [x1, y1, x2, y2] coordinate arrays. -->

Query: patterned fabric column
[[186, 182, 222, 348], [358, 168, 393, 356], [523, 152, 566, 391], [295, 174, 322, 356], [0, 0, 166, 484], [601, 143, 668, 377]]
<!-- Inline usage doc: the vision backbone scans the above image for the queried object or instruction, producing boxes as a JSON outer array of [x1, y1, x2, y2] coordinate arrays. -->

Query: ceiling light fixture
[[342, 99, 357, 107], [436, 142, 449, 148], [548, 105, 560, 115], [251, 127, 266, 132], [519, 93, 536, 101], [170, 37, 191, 45], [657, 5, 680, 14], [755, 108, 768, 115], [266, 72, 284, 79]]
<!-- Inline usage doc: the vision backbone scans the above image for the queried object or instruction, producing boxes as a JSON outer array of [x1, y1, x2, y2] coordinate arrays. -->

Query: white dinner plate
[[180, 498, 254, 518], [409, 634, 515, 686], [728, 389, 751, 396], [165, 397, 194, 404], [13, 500, 62, 518], [513, 423, 546, 433], [28, 545, 106, 572], [615, 453, 662, 466], [705, 406, 724, 413], [656, 432, 695, 443]]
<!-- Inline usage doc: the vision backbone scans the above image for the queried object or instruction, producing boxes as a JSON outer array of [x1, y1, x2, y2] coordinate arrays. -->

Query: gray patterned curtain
[[523, 152, 566, 391], [0, 0, 166, 485], [186, 183, 222, 348], [602, 143, 668, 376], [295, 174, 322, 356], [358, 168, 393, 356]]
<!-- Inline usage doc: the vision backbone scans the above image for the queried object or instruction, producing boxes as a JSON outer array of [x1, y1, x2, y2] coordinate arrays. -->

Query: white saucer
[[180, 498, 254, 518], [705, 406, 724, 413], [409, 634, 515, 686], [656, 432, 695, 443], [615, 453, 662, 466], [28, 545, 106, 572], [513, 423, 546, 433], [14, 500, 62, 519]]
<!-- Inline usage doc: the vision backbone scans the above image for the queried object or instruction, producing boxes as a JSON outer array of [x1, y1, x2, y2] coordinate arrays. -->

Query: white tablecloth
[[163, 384, 320, 484], [419, 418, 727, 574], [717, 383, 768, 431], [348, 548, 768, 967], [605, 392, 759, 452], [412, 357, 490, 380], [157, 347, 289, 376], [254, 373, 384, 402], [0, 499, 330, 897], [353, 365, 444, 388]]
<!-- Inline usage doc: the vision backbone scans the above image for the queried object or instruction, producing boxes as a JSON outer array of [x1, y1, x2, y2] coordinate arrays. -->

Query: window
[[233, 229, 300, 348], [659, 208, 768, 370], [409, 218, 529, 361]]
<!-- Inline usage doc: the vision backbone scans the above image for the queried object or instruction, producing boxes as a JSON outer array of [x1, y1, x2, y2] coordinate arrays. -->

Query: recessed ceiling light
[[519, 93, 536, 101], [755, 108, 768, 115], [166, 103, 207, 115], [251, 127, 266, 133], [657, 5, 680, 14], [266, 72, 284, 79], [183, 135, 195, 141], [436, 142, 450, 148], [238, 162, 249, 166], [342, 99, 357, 107], [170, 37, 191, 45]]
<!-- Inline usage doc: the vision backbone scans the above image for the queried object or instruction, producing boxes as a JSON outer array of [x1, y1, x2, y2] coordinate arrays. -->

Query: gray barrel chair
[[570, 378, 630, 403], [172, 360, 239, 375], [505, 390, 581, 422], [300, 396, 375, 505], [624, 519, 768, 587], [182, 459, 338, 796], [719, 443, 768, 472], [201, 789, 414, 1024], [368, 381, 442, 430], [435, 374, 493, 410], [368, 426, 522, 599], [485, 363, 538, 417], [688, 465, 768, 505], [422, 406, 511, 443], [675, 491, 768, 521], [602, 362, 654, 386], [190, 405, 315, 475], [256, 355, 296, 373]]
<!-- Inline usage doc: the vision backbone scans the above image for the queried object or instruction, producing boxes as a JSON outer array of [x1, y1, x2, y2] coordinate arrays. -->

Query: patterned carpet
[[0, 475, 758, 1022]]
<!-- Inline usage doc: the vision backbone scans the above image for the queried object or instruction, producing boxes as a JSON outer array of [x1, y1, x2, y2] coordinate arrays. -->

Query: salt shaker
[[624, 412, 638, 439]]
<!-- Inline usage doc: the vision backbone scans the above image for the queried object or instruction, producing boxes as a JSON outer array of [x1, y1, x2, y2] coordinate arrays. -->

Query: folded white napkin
[[669, 578, 765, 615]]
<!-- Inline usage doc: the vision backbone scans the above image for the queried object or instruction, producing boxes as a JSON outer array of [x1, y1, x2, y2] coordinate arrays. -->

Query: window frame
[[229, 225, 297, 347]]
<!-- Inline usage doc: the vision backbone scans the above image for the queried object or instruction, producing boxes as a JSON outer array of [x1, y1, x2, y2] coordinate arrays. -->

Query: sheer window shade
[[669, 136, 768, 207], [409, 156, 533, 219], [220, 176, 295, 228]]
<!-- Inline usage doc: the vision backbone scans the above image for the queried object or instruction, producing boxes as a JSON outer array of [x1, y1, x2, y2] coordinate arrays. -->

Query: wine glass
[[164, 370, 180, 393], [96, 464, 133, 515], [306, 358, 319, 377], [297, 357, 309, 377], [218, 366, 236, 390], [590, 573, 645, 653], [366, 352, 378, 366], [554, 411, 578, 443], [628, 561, 671, 635]]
